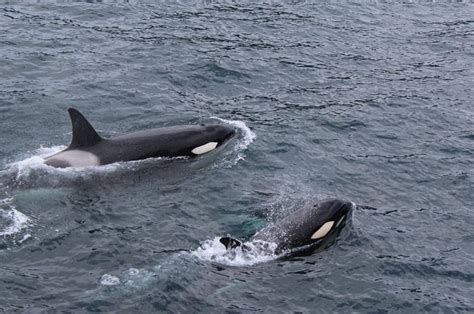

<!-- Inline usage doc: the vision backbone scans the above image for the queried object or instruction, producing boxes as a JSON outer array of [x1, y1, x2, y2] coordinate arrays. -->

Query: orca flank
[[44, 108, 236, 168]]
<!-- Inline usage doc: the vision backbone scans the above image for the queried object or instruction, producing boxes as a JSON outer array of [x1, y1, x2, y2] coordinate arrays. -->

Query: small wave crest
[[192, 237, 279, 266], [0, 197, 30, 237]]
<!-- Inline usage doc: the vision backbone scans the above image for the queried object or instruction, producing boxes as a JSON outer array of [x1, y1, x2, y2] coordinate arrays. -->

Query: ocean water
[[1, 1, 473, 312]]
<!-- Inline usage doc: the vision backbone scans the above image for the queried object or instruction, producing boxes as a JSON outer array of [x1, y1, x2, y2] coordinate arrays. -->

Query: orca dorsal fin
[[67, 108, 102, 149]]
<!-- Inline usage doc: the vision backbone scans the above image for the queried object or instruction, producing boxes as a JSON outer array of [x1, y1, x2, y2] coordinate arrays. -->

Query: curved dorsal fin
[[67, 108, 102, 149]]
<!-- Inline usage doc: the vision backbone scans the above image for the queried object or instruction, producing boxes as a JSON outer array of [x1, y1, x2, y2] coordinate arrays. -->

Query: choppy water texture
[[1, 1, 473, 312]]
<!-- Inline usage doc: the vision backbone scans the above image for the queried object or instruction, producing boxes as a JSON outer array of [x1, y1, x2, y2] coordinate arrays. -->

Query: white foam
[[18, 233, 32, 243], [7, 145, 64, 179], [192, 237, 279, 266], [211, 117, 257, 166], [0, 198, 30, 237]]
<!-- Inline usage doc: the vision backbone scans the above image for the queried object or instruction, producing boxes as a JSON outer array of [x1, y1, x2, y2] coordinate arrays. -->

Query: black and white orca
[[220, 198, 353, 255], [44, 108, 235, 168]]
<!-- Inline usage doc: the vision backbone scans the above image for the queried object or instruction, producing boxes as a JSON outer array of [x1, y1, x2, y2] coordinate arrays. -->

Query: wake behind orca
[[44, 108, 235, 168], [220, 198, 353, 256]]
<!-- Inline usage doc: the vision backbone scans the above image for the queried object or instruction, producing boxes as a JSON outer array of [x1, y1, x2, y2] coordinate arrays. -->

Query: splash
[[0, 198, 30, 237], [192, 237, 279, 266], [9, 145, 65, 171], [211, 117, 257, 166]]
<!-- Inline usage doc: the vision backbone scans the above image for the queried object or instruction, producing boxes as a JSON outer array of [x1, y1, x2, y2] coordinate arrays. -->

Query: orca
[[44, 108, 236, 168], [220, 198, 353, 255]]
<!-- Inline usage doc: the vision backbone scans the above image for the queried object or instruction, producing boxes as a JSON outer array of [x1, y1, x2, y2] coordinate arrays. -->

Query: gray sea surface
[[1, 1, 473, 312]]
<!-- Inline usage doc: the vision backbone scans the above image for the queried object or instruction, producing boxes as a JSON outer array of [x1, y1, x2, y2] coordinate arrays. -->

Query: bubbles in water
[[192, 237, 279, 266], [100, 274, 121, 286], [99, 267, 157, 292]]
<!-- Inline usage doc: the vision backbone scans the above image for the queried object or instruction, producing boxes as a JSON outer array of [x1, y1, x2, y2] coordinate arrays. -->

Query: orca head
[[257, 199, 354, 256], [309, 199, 353, 240], [191, 124, 235, 155], [293, 199, 353, 254], [205, 124, 236, 146]]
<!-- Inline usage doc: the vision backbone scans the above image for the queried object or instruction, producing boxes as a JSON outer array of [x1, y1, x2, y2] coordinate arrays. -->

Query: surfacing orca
[[220, 198, 353, 256], [44, 108, 235, 168]]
